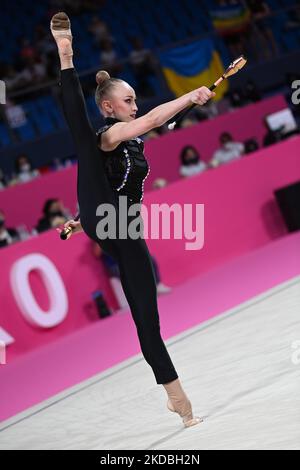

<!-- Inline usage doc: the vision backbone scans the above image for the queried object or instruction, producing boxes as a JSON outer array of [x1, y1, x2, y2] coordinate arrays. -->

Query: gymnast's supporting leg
[[115, 236, 202, 427], [116, 237, 178, 384]]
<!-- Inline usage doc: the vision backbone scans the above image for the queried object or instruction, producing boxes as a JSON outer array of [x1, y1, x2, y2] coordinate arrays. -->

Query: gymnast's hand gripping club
[[59, 213, 81, 240], [167, 55, 247, 130]]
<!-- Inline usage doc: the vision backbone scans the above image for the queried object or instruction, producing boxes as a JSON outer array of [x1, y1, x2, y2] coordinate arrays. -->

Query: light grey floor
[[0, 276, 299, 450]]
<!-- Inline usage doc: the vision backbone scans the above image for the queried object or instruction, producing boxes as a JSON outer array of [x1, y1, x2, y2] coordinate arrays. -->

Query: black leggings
[[58, 68, 178, 384]]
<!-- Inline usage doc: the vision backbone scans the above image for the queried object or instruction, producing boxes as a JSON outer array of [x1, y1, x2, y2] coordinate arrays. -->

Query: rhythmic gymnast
[[51, 12, 215, 428]]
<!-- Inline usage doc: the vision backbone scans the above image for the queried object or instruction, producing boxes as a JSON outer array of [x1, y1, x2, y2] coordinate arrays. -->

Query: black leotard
[[58, 67, 178, 384]]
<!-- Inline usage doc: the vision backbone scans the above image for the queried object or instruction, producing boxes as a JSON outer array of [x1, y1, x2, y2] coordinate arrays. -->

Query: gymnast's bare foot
[[50, 12, 73, 57]]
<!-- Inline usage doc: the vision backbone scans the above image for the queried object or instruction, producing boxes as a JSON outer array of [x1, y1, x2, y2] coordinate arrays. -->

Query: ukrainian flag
[[159, 39, 228, 101]]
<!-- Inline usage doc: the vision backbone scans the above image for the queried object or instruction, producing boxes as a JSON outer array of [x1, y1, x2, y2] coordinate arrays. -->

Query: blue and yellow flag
[[159, 39, 228, 101]]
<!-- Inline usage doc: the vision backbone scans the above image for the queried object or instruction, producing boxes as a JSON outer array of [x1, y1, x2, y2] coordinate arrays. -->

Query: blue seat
[[282, 31, 300, 51], [0, 123, 12, 148], [14, 122, 36, 142], [87, 95, 103, 121]]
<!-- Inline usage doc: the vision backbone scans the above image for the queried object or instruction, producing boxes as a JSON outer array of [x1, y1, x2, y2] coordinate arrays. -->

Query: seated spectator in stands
[[100, 38, 122, 76], [36, 198, 71, 233], [209, 132, 245, 167], [4, 99, 27, 129], [210, 0, 250, 60], [246, 0, 279, 59], [262, 118, 284, 147], [143, 129, 160, 140], [20, 57, 47, 87], [227, 87, 246, 109], [193, 100, 219, 121], [283, 5, 300, 31], [10, 155, 40, 185], [244, 137, 260, 154], [179, 146, 207, 178], [228, 80, 261, 108], [0, 168, 7, 190], [50, 156, 74, 172], [88, 16, 114, 46], [35, 24, 57, 60], [0, 210, 20, 249], [18, 37, 38, 66], [153, 178, 168, 190], [244, 79, 262, 103], [0, 64, 25, 92], [93, 243, 172, 295], [128, 37, 157, 98], [179, 117, 198, 129]]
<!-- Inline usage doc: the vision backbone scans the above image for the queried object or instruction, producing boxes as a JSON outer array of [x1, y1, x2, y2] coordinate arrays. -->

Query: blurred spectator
[[18, 37, 38, 66], [100, 39, 122, 76], [227, 81, 261, 109], [88, 16, 114, 46], [143, 129, 161, 140], [244, 79, 262, 103], [246, 0, 279, 59], [36, 198, 71, 233], [20, 57, 47, 86], [0, 168, 7, 190], [243, 137, 259, 154], [128, 37, 157, 97], [0, 210, 20, 249], [93, 243, 172, 295], [210, 0, 250, 60], [209, 132, 245, 167], [193, 100, 219, 121], [179, 146, 207, 178], [227, 87, 246, 108], [179, 117, 198, 129], [4, 99, 27, 129], [35, 24, 57, 60], [283, 5, 300, 31], [152, 178, 168, 190], [262, 117, 284, 147], [0, 64, 25, 92], [10, 155, 40, 185], [50, 156, 75, 172]]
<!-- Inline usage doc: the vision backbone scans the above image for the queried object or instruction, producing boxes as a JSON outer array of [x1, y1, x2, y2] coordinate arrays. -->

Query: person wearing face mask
[[179, 146, 208, 178], [10, 155, 40, 185], [35, 198, 70, 233], [209, 132, 245, 168], [0, 210, 20, 249]]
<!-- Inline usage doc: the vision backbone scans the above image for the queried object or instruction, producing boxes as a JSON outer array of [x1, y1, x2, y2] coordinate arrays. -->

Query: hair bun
[[96, 70, 110, 86]]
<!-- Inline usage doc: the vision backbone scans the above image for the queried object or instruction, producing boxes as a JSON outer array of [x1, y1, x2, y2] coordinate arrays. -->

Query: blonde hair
[[95, 70, 123, 109]]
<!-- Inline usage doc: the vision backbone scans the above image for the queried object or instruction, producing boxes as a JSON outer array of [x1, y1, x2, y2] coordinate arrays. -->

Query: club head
[[224, 55, 247, 78]]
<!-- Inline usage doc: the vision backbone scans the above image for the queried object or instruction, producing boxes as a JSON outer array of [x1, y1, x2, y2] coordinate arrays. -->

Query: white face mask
[[20, 164, 31, 172]]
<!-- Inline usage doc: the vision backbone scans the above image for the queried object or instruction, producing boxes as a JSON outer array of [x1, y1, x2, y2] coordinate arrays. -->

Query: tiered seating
[[0, 0, 299, 146]]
